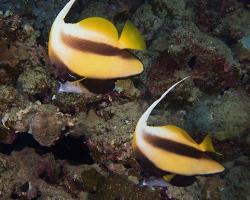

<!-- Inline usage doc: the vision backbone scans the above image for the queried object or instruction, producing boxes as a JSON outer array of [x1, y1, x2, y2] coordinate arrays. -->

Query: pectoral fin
[[163, 174, 176, 182], [58, 79, 94, 95]]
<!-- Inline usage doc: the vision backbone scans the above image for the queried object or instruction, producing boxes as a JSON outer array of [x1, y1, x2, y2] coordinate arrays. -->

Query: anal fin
[[57, 80, 93, 95]]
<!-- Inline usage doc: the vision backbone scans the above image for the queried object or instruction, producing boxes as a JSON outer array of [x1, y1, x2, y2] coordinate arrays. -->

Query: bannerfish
[[133, 77, 224, 179], [48, 0, 146, 80]]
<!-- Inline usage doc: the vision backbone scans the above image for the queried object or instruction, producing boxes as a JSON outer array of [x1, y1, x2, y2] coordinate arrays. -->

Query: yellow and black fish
[[133, 77, 224, 178], [48, 0, 146, 80]]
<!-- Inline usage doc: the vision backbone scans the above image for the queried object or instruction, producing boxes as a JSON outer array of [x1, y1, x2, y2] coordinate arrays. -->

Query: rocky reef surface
[[0, 0, 250, 199]]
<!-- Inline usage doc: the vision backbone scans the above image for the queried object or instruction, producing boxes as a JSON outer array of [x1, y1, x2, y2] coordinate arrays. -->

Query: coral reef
[[0, 148, 74, 200], [149, 23, 239, 94], [52, 92, 103, 114], [0, 0, 250, 199], [221, 156, 250, 200], [2, 103, 75, 146], [88, 174, 162, 200], [234, 36, 250, 62], [17, 66, 56, 97], [213, 3, 250, 43], [74, 101, 144, 166], [185, 89, 250, 141], [114, 79, 141, 99]]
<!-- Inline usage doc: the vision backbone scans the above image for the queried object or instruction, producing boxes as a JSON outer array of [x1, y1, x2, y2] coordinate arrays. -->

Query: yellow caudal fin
[[78, 17, 119, 41], [118, 20, 146, 50], [199, 135, 222, 155]]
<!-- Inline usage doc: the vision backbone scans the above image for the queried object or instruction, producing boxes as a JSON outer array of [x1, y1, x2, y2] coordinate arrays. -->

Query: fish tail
[[137, 76, 190, 128], [118, 20, 146, 50], [199, 134, 222, 155]]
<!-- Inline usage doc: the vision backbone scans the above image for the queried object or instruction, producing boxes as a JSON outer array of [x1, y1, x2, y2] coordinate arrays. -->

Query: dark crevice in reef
[[0, 134, 94, 165], [187, 56, 197, 70], [82, 79, 115, 94], [53, 136, 94, 164]]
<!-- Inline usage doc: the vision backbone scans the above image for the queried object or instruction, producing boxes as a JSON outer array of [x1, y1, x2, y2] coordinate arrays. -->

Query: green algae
[[234, 36, 250, 61], [212, 91, 250, 140], [76, 101, 143, 146], [17, 66, 56, 95], [133, 4, 163, 41], [221, 156, 250, 200], [81, 168, 105, 192], [52, 93, 102, 114], [0, 85, 17, 105], [185, 90, 250, 140], [89, 174, 161, 200], [152, 0, 192, 20], [0, 85, 30, 118], [0, 0, 249, 199], [114, 79, 141, 99], [215, 5, 250, 42]]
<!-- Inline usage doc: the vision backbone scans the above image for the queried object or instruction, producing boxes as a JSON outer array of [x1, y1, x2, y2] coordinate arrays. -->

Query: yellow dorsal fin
[[78, 17, 119, 41], [53, 0, 76, 24], [199, 135, 222, 155], [137, 77, 189, 128], [164, 125, 197, 144], [118, 20, 146, 50]]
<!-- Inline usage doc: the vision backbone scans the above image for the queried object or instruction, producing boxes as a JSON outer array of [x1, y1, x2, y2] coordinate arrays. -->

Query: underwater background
[[0, 0, 250, 199]]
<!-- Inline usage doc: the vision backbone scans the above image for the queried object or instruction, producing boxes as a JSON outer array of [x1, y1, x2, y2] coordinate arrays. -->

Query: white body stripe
[[144, 126, 200, 150]]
